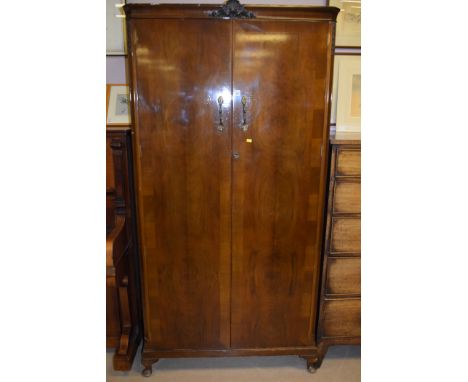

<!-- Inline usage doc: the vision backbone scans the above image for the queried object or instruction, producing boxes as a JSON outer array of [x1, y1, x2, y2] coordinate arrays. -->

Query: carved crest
[[209, 0, 256, 19]]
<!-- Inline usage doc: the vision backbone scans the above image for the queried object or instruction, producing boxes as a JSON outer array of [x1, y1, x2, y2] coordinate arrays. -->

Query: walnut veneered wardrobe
[[124, 1, 340, 376]]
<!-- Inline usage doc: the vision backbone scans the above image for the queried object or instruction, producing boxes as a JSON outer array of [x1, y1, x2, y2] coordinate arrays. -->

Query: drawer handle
[[217, 96, 225, 132], [240, 95, 248, 132]]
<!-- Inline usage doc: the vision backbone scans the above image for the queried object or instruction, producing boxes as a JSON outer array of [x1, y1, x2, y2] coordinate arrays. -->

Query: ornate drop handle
[[217, 96, 224, 132], [240, 95, 248, 132]]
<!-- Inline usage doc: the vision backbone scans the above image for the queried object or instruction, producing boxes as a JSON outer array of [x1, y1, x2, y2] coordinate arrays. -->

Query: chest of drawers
[[316, 132, 361, 365]]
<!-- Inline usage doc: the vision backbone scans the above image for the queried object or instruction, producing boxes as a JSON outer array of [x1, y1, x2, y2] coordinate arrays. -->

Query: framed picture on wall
[[328, 0, 361, 48], [107, 85, 131, 125], [106, 0, 127, 55], [330, 55, 341, 126], [333, 55, 361, 132]]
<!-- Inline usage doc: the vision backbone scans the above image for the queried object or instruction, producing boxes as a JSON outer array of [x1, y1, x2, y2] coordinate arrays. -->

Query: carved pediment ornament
[[209, 0, 256, 19]]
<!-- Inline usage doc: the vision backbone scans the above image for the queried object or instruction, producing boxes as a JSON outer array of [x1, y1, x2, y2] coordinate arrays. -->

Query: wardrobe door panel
[[231, 20, 333, 348], [130, 19, 232, 350]]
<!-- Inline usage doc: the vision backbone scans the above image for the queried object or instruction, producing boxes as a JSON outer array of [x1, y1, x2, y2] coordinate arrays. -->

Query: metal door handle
[[240, 95, 248, 132], [217, 96, 224, 132]]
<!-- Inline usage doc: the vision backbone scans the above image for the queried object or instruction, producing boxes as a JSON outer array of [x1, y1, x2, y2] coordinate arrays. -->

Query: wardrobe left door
[[128, 19, 233, 350]]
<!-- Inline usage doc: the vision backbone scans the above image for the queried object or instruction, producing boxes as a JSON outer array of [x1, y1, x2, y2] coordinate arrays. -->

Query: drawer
[[336, 148, 360, 176], [326, 257, 361, 295], [333, 180, 360, 214], [321, 299, 361, 338], [330, 217, 361, 253]]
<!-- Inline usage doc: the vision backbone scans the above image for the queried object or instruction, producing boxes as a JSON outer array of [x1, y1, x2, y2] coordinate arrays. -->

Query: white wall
[[106, 56, 127, 84]]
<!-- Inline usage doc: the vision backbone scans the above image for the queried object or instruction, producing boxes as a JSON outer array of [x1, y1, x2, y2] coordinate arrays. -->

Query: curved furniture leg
[[302, 355, 319, 373], [301, 343, 329, 373], [141, 358, 159, 377]]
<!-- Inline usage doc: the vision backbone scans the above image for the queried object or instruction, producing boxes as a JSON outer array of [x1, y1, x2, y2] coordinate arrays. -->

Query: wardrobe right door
[[230, 19, 334, 349]]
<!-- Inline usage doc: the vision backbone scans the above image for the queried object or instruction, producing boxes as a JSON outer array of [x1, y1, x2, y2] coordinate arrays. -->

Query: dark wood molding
[[124, 3, 339, 21], [142, 346, 320, 358], [336, 45, 361, 50]]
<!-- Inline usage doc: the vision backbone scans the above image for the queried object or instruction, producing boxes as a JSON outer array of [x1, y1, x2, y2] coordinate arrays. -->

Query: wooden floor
[[107, 345, 361, 381]]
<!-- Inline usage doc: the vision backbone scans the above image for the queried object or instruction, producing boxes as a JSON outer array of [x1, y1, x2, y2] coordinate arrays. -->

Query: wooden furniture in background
[[316, 131, 361, 365], [106, 127, 142, 370], [124, 1, 339, 376]]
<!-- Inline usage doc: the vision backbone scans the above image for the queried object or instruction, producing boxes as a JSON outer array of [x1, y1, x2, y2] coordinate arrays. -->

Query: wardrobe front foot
[[301, 346, 327, 374], [307, 363, 318, 373], [142, 367, 152, 377], [141, 357, 158, 378], [306, 356, 321, 373]]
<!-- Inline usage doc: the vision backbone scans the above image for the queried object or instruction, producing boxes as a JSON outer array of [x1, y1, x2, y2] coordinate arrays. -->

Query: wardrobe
[[124, 1, 340, 376]]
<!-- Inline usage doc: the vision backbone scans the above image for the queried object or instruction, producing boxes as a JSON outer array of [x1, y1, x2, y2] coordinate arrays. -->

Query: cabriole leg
[[303, 356, 319, 373], [301, 343, 328, 373], [141, 358, 158, 377], [142, 367, 152, 377]]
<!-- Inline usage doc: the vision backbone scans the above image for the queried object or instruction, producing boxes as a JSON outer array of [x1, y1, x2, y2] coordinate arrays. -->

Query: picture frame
[[106, 0, 127, 55], [107, 85, 131, 126], [333, 55, 361, 132], [328, 0, 361, 48], [330, 53, 360, 126]]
